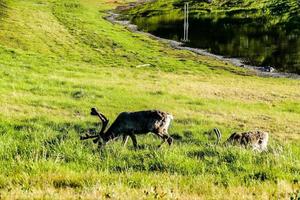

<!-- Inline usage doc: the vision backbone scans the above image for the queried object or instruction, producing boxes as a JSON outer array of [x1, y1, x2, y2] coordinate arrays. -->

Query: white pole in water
[[186, 2, 189, 41], [183, 2, 189, 42], [183, 3, 186, 41]]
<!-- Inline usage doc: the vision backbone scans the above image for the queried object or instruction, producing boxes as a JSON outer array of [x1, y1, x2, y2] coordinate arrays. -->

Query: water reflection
[[132, 16, 300, 74]]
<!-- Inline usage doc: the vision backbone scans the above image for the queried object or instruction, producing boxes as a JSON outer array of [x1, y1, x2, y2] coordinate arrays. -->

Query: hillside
[[127, 0, 300, 28], [0, 0, 300, 199]]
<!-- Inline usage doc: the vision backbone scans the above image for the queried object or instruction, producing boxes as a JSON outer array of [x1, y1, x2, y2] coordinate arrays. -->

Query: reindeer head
[[80, 108, 110, 148]]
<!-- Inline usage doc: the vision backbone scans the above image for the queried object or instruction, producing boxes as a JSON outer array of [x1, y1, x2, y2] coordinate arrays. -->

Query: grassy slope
[[0, 0, 299, 199], [127, 0, 300, 27]]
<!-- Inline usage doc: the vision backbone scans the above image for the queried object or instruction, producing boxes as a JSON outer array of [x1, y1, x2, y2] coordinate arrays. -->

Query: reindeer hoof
[[91, 107, 98, 115], [167, 137, 173, 145]]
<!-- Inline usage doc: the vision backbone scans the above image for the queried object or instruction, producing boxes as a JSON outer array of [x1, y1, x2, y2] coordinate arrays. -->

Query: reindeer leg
[[157, 134, 169, 148], [122, 135, 129, 147], [153, 130, 166, 148], [129, 134, 138, 149], [157, 140, 165, 148], [167, 136, 173, 145], [97, 140, 105, 150]]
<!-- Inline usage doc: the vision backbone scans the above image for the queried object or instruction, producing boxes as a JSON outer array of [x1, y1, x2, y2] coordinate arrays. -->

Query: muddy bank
[[105, 6, 300, 79]]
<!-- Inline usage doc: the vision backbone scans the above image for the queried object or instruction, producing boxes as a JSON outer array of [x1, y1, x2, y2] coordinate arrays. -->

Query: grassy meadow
[[0, 0, 300, 199]]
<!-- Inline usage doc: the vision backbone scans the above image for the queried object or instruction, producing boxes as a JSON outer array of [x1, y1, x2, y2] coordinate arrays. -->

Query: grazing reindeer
[[80, 108, 174, 149], [213, 128, 269, 152]]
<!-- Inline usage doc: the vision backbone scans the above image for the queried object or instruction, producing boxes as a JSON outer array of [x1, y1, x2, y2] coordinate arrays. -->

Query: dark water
[[132, 16, 300, 74]]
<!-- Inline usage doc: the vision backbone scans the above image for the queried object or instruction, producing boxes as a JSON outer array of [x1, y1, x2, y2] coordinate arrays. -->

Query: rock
[[263, 66, 275, 72], [136, 63, 151, 68]]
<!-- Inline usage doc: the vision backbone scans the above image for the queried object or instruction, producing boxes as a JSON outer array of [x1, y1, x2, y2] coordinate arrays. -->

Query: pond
[[132, 15, 300, 74]]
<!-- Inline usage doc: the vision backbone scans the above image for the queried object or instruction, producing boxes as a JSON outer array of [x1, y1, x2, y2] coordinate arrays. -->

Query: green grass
[[0, 0, 299, 199], [127, 0, 300, 28]]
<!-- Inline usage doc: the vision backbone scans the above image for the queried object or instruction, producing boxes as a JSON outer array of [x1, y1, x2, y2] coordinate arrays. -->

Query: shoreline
[[105, 9, 300, 79]]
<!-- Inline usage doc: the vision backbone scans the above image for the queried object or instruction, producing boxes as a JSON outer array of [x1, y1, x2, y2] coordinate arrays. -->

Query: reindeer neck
[[102, 130, 117, 142]]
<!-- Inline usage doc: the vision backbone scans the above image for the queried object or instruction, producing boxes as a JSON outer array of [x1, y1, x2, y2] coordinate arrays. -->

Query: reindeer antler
[[91, 108, 108, 121], [80, 108, 109, 143], [90, 107, 109, 135], [80, 133, 99, 140], [213, 128, 221, 144]]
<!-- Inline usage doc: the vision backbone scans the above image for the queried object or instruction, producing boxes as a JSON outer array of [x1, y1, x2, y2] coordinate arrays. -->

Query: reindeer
[[80, 108, 174, 149], [213, 128, 269, 152]]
